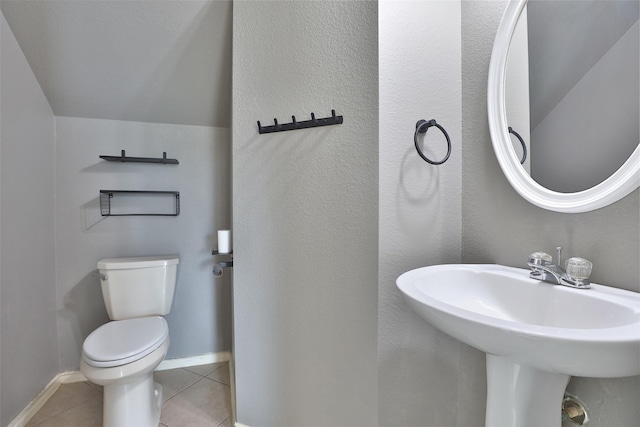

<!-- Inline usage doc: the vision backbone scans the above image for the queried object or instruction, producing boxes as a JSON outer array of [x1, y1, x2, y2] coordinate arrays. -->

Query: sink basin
[[397, 264, 640, 426], [397, 264, 640, 377]]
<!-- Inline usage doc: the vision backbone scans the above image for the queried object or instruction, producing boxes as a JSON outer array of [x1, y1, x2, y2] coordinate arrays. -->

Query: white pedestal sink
[[397, 264, 640, 427]]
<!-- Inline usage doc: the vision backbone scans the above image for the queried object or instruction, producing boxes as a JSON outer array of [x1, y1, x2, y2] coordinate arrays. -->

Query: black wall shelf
[[100, 150, 179, 164], [100, 190, 180, 216]]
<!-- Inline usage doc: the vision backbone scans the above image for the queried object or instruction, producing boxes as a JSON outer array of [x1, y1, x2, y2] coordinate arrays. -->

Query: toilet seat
[[82, 316, 168, 368]]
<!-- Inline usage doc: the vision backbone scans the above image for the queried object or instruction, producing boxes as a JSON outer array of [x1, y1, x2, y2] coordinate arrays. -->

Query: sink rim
[[397, 263, 640, 343]]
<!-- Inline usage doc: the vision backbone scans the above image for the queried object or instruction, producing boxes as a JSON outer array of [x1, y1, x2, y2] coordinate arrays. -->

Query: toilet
[[80, 255, 179, 427]]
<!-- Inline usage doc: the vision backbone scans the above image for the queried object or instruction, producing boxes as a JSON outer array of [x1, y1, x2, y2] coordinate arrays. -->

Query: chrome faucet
[[527, 247, 592, 289]]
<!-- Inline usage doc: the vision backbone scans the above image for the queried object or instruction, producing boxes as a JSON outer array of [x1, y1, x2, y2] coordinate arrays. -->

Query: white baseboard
[[8, 375, 61, 427], [235, 424, 250, 427], [157, 350, 231, 371], [9, 351, 231, 427], [58, 370, 88, 384]]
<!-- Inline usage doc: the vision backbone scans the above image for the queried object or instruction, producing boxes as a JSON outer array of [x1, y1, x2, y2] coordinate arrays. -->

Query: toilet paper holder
[[212, 250, 233, 278]]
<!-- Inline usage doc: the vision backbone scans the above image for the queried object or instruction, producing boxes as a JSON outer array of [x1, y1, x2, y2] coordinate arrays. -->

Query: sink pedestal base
[[486, 355, 570, 427]]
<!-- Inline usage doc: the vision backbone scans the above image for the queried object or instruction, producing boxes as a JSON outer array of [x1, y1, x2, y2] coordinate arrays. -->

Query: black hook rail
[[413, 119, 451, 165], [257, 110, 343, 134], [508, 127, 527, 165]]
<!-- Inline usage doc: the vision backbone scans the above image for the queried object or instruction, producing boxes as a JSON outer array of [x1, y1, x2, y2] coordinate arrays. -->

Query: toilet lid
[[82, 316, 169, 368]]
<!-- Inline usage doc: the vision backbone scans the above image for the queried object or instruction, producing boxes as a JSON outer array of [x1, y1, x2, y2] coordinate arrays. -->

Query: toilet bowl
[[80, 255, 179, 427], [80, 316, 170, 427]]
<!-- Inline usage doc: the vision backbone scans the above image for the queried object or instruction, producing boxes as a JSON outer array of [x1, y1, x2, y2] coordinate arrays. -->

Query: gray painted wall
[[1, 15, 3, 422], [1, 1, 638, 425], [232, 1, 378, 424], [0, 8, 234, 421], [461, 2, 640, 427], [378, 1, 464, 425], [1, 17, 2, 423], [0, 12, 57, 426], [231, 1, 639, 425], [54, 117, 232, 372], [0, 4, 234, 422]]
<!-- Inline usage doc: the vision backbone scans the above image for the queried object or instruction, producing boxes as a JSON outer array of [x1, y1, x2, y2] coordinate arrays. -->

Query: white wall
[[461, 2, 640, 427], [232, 1, 378, 424], [0, 12, 57, 426], [378, 1, 463, 425], [54, 117, 232, 371]]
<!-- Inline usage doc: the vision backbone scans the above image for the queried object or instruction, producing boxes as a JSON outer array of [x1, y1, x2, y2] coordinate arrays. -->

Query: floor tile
[[26, 382, 101, 426], [184, 362, 226, 377], [29, 396, 103, 427], [207, 365, 231, 386], [27, 366, 233, 427], [84, 381, 103, 392], [216, 416, 233, 427], [160, 377, 231, 427], [154, 368, 203, 401]]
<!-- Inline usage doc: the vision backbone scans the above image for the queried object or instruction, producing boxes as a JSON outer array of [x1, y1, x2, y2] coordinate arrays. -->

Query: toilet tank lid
[[97, 255, 179, 270]]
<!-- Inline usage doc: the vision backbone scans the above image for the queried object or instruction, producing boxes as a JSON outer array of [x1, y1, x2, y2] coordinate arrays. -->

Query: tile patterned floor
[[25, 362, 233, 427]]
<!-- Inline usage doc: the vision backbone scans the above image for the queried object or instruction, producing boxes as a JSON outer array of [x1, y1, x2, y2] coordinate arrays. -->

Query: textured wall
[[0, 12, 57, 426], [461, 2, 640, 426], [232, 1, 378, 425], [54, 117, 231, 371], [378, 1, 464, 425]]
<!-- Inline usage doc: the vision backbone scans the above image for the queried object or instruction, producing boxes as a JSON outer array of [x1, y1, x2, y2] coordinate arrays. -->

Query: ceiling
[[1, 0, 232, 128]]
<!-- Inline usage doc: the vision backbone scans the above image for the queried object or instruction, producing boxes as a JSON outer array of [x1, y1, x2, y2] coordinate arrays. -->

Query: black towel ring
[[508, 127, 527, 165], [414, 119, 451, 165]]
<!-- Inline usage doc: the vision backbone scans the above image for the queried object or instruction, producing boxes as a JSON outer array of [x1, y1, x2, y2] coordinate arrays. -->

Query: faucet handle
[[565, 257, 592, 281], [528, 252, 553, 266]]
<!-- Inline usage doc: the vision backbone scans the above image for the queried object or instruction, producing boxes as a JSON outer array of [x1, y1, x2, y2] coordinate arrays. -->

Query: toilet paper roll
[[218, 230, 232, 254]]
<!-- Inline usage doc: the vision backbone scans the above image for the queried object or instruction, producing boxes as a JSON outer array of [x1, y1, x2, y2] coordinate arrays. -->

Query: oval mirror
[[488, 0, 640, 213]]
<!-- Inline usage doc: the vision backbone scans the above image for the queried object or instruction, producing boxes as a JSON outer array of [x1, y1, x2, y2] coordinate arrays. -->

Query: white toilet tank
[[97, 255, 179, 320]]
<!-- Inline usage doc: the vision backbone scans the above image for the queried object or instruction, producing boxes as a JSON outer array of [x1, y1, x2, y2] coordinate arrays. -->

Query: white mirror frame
[[488, 0, 640, 213]]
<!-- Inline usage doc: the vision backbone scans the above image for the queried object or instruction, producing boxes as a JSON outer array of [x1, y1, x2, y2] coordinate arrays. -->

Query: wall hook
[[257, 110, 343, 134]]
